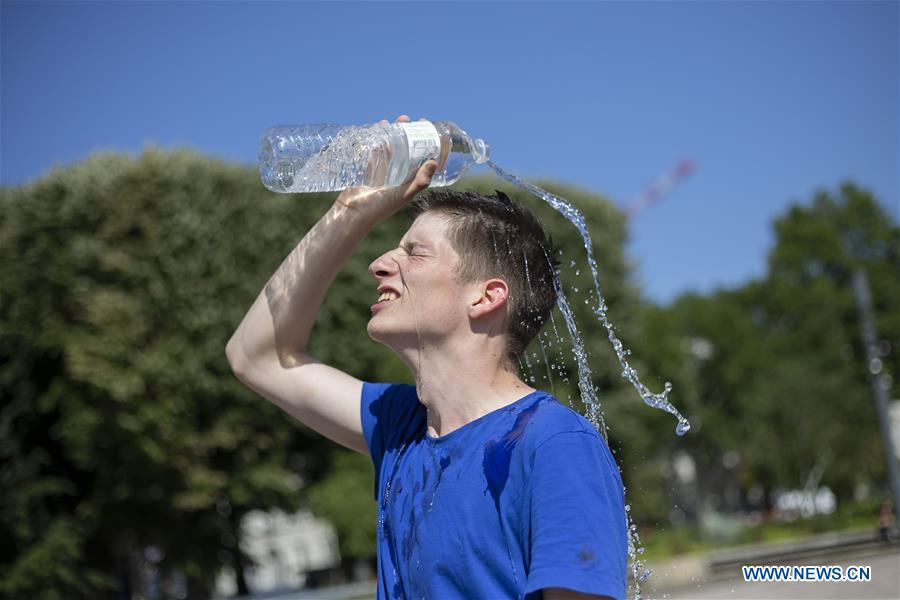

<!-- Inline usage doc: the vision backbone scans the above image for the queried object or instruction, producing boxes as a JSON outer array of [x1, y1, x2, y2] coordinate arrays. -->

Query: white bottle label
[[398, 121, 441, 164]]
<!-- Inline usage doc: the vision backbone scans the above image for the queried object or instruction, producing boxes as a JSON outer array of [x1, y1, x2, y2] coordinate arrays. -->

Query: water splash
[[537, 335, 556, 397], [538, 244, 652, 595], [483, 159, 691, 598], [543, 248, 607, 437], [486, 160, 691, 437], [624, 494, 652, 599]]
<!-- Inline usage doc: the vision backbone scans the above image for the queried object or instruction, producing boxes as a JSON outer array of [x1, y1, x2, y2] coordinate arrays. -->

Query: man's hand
[[333, 114, 439, 224]]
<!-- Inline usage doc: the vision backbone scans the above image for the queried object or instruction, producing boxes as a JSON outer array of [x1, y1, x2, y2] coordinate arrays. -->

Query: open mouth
[[377, 291, 400, 303], [371, 289, 402, 313]]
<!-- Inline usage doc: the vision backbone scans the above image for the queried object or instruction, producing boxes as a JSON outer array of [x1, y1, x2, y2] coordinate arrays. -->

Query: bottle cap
[[473, 138, 490, 163]]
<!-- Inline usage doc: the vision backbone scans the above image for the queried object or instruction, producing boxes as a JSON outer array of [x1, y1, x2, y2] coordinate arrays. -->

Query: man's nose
[[368, 250, 399, 280]]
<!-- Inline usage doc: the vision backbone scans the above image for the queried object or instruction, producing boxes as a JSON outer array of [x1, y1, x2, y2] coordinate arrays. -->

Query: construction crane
[[624, 158, 696, 219]]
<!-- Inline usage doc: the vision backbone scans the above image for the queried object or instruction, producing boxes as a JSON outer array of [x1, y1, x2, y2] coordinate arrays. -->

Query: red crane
[[624, 158, 696, 219]]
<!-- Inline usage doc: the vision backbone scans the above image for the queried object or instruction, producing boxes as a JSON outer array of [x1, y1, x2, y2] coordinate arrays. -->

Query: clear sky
[[2, 1, 897, 304]]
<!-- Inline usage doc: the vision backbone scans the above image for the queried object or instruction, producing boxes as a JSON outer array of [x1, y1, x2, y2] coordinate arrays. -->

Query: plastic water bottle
[[259, 120, 490, 193]]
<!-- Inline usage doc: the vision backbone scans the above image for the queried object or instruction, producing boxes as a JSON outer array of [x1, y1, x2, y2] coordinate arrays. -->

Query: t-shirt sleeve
[[525, 431, 628, 600], [360, 381, 422, 500]]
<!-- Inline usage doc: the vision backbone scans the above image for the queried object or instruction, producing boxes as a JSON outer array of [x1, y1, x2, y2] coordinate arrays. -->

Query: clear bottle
[[259, 120, 490, 193]]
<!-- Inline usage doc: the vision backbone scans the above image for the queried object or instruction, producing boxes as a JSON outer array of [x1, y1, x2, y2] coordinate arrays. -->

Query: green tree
[[1, 148, 327, 597], [307, 452, 377, 563], [627, 182, 899, 528], [741, 182, 899, 497]]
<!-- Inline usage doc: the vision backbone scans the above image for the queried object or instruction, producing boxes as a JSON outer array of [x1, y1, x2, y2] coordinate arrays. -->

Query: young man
[[226, 115, 627, 599]]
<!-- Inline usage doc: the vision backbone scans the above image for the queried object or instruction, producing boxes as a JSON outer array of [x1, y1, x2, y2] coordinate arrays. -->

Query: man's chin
[[366, 322, 412, 348], [366, 321, 392, 344]]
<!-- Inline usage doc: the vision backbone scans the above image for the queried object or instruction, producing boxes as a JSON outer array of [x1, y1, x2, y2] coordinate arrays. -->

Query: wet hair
[[407, 189, 561, 365]]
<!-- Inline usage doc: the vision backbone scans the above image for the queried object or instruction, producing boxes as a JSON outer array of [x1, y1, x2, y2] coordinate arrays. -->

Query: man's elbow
[[225, 336, 247, 378], [225, 336, 303, 377]]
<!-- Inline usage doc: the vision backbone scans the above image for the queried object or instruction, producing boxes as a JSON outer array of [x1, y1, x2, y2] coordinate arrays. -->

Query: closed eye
[[400, 242, 429, 260]]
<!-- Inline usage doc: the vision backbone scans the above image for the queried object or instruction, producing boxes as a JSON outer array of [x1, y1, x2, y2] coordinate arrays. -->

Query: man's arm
[[225, 114, 437, 454], [526, 431, 628, 599]]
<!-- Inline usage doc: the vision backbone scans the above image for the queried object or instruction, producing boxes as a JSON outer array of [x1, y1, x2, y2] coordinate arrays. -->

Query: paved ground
[[650, 547, 899, 600]]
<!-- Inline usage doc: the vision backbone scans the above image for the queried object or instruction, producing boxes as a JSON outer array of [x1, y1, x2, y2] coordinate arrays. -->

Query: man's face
[[367, 212, 473, 352]]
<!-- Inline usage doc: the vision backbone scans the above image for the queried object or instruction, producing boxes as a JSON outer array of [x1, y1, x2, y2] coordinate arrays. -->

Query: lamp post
[[851, 267, 900, 527]]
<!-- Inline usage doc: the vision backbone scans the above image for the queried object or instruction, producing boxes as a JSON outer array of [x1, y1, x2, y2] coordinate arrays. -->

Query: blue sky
[[2, 1, 897, 304]]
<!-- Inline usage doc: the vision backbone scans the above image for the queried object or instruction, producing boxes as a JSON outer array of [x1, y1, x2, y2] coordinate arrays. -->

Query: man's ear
[[469, 278, 509, 320]]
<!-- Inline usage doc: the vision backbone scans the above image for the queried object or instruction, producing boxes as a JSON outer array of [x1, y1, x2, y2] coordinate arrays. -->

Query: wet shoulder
[[519, 392, 602, 447]]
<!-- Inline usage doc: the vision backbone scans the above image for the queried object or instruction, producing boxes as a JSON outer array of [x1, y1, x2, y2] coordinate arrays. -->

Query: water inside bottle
[[277, 124, 399, 193]]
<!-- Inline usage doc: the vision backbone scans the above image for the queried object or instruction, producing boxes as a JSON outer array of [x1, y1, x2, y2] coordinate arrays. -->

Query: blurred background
[[1, 2, 898, 599]]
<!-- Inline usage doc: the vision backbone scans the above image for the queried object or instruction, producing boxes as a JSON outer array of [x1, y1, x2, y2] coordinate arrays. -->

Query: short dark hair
[[407, 189, 561, 365]]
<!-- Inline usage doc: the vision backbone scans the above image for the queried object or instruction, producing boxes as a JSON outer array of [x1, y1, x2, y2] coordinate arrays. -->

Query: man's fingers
[[404, 160, 437, 196], [371, 116, 436, 196], [380, 115, 424, 124]]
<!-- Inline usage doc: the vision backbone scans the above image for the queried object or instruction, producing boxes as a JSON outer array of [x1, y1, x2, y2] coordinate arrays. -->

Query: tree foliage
[[624, 183, 899, 524]]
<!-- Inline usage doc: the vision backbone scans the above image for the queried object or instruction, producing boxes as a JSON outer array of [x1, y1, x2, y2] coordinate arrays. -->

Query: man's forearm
[[227, 202, 374, 368]]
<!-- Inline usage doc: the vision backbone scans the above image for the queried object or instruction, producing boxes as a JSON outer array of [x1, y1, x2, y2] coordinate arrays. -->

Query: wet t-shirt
[[361, 382, 628, 600]]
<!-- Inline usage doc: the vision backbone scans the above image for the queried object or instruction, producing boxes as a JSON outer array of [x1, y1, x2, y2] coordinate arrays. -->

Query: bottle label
[[398, 121, 441, 164]]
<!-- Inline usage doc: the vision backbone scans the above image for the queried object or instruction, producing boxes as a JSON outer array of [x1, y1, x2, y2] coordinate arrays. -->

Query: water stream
[[482, 159, 691, 597], [486, 160, 690, 437]]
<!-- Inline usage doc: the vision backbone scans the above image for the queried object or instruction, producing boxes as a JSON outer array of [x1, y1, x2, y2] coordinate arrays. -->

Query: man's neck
[[407, 345, 536, 439]]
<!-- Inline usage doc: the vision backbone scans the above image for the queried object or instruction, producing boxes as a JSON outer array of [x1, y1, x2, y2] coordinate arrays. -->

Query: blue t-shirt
[[361, 382, 627, 600]]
